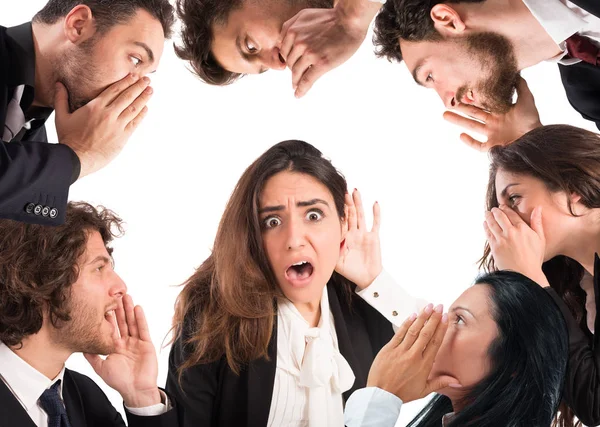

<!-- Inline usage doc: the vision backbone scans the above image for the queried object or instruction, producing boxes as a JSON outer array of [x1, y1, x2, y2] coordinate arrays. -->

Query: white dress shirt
[[523, 0, 600, 65], [0, 342, 169, 426], [266, 270, 425, 427]]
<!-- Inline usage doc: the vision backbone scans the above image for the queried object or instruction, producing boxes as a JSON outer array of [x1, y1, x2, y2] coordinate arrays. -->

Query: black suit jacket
[[166, 279, 395, 427], [0, 23, 80, 226], [545, 254, 600, 426], [0, 368, 178, 427], [557, 0, 600, 131]]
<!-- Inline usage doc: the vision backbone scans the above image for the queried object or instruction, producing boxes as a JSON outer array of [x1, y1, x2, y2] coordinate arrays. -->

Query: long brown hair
[[479, 125, 600, 427], [172, 140, 350, 374]]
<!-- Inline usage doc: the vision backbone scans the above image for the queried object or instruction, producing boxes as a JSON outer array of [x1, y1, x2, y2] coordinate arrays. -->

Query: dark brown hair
[[480, 125, 600, 427], [174, 0, 333, 86], [33, 0, 175, 38], [373, 0, 485, 63], [172, 140, 351, 374], [0, 202, 124, 347]]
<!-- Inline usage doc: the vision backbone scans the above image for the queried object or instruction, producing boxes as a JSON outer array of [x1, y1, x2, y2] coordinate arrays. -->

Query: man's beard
[[51, 296, 116, 355], [457, 32, 519, 114], [53, 39, 99, 112]]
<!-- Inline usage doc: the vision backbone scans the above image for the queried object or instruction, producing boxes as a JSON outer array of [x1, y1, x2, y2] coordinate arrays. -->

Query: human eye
[[508, 194, 521, 207], [95, 263, 106, 272], [263, 216, 281, 229], [306, 209, 324, 222], [245, 39, 258, 54], [130, 55, 142, 66]]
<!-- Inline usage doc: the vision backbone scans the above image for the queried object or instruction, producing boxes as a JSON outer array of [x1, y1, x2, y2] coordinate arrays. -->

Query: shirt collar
[[0, 342, 66, 412], [522, 0, 588, 63]]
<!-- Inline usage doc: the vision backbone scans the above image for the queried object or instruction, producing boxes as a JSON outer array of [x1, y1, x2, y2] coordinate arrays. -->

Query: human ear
[[63, 5, 97, 44], [430, 4, 467, 36]]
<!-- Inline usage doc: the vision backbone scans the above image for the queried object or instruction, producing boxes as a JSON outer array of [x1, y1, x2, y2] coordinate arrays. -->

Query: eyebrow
[[451, 306, 476, 318], [412, 60, 425, 87], [134, 41, 154, 63], [235, 36, 267, 74], [259, 198, 330, 214], [500, 183, 519, 199], [86, 255, 112, 266]]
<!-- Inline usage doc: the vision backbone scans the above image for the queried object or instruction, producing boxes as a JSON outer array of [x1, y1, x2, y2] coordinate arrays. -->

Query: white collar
[[0, 342, 66, 411], [522, 0, 588, 62]]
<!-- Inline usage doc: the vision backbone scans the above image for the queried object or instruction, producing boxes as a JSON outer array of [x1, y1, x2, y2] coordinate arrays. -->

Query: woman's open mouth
[[285, 260, 314, 287]]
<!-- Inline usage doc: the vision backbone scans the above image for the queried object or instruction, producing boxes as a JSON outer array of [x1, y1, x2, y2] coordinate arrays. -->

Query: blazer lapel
[[62, 369, 87, 427], [0, 379, 37, 427], [246, 316, 278, 427]]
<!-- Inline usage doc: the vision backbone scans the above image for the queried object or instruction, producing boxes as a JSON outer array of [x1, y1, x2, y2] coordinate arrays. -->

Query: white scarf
[[276, 286, 356, 427]]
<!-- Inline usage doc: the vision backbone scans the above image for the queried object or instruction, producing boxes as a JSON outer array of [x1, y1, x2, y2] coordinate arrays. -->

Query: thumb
[[425, 375, 462, 395], [53, 82, 70, 117], [516, 76, 534, 104], [530, 206, 545, 241], [83, 353, 104, 375]]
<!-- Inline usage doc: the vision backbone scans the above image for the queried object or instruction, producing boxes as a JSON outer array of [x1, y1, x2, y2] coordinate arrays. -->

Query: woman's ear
[[63, 5, 97, 45], [431, 4, 467, 36]]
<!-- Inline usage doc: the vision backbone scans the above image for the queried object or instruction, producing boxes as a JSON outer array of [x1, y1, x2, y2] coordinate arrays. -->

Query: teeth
[[292, 261, 308, 266]]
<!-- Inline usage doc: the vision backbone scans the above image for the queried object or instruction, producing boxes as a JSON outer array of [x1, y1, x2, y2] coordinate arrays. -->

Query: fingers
[[484, 210, 504, 240], [386, 313, 418, 349], [115, 297, 128, 339], [346, 192, 357, 231], [451, 103, 490, 122], [278, 14, 301, 61], [291, 55, 313, 90], [107, 77, 151, 118], [399, 304, 434, 352], [119, 85, 153, 124], [443, 110, 488, 135], [412, 305, 444, 354], [425, 375, 462, 395], [84, 353, 104, 375], [125, 105, 149, 133], [353, 189, 367, 230], [530, 206, 545, 240], [295, 65, 326, 98], [483, 221, 495, 244], [459, 132, 490, 152], [123, 294, 139, 339], [490, 207, 514, 231], [422, 311, 448, 362], [515, 76, 534, 103], [53, 82, 71, 116], [97, 73, 141, 106], [372, 201, 381, 234], [498, 204, 525, 227], [134, 305, 152, 342]]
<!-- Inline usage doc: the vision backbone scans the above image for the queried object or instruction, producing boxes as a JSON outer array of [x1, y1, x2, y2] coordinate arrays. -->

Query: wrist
[[355, 266, 383, 289], [335, 0, 380, 35], [122, 388, 162, 408]]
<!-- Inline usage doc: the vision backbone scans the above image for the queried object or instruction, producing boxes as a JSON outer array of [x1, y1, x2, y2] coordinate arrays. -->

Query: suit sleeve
[[165, 335, 220, 426], [0, 138, 80, 225], [559, 62, 600, 131], [544, 287, 600, 425]]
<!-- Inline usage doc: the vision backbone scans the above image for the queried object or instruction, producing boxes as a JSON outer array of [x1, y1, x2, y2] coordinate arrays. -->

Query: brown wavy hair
[[172, 140, 351, 375], [0, 202, 124, 348], [479, 124, 600, 427]]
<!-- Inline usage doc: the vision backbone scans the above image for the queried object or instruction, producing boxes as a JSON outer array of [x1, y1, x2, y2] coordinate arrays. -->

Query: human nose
[[108, 271, 127, 298], [260, 47, 286, 71], [285, 217, 306, 250]]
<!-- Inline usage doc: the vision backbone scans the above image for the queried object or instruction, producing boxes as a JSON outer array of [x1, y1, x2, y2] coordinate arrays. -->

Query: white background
[[3, 2, 598, 425]]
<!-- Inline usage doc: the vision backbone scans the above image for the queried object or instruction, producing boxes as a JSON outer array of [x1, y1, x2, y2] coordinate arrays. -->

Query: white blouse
[[266, 270, 425, 427]]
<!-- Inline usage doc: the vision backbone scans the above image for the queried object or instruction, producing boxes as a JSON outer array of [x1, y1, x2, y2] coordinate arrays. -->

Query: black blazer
[[0, 368, 178, 427], [166, 279, 395, 427], [557, 0, 600, 131], [545, 254, 600, 426], [0, 23, 79, 226]]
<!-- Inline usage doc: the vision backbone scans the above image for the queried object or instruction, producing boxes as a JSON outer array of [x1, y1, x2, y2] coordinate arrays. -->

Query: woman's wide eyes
[[306, 210, 323, 221], [264, 217, 281, 228]]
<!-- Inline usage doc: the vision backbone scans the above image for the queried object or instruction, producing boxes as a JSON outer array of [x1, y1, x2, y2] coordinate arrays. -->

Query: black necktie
[[38, 381, 72, 427]]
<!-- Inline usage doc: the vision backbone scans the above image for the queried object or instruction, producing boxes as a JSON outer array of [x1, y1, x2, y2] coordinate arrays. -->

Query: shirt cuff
[[125, 390, 171, 416], [344, 387, 402, 427], [356, 269, 427, 328]]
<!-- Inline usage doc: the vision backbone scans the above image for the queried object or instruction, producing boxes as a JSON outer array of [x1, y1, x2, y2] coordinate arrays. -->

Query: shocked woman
[[481, 125, 600, 426], [166, 140, 433, 426]]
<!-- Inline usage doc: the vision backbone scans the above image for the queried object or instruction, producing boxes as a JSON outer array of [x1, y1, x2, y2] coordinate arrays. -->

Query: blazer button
[[41, 206, 50, 217], [49, 208, 58, 219], [24, 203, 35, 214], [34, 204, 43, 215]]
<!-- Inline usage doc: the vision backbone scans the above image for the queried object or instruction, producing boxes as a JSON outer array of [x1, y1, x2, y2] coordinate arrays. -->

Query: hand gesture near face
[[278, 2, 378, 98], [484, 205, 550, 287], [443, 77, 542, 152], [55, 74, 153, 179], [84, 294, 161, 408], [367, 305, 461, 402], [335, 189, 382, 289]]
